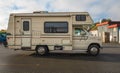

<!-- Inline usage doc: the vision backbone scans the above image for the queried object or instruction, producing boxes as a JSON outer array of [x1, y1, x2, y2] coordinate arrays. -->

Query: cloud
[[49, 0, 93, 12], [49, 0, 120, 21], [0, 0, 50, 30], [0, 0, 120, 30]]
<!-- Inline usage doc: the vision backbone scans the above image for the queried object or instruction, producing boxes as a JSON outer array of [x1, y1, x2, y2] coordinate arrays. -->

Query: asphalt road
[[0, 44, 120, 73]]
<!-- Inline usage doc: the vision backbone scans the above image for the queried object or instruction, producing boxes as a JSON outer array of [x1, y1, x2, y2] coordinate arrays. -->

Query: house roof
[[108, 24, 120, 28], [96, 22, 109, 26], [96, 21, 120, 28], [108, 24, 117, 28]]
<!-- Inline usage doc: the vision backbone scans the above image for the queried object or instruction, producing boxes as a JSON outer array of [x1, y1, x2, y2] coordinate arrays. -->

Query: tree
[[0, 29, 6, 34], [101, 18, 111, 22]]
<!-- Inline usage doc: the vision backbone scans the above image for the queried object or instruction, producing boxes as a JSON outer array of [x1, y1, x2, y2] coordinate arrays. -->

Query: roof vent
[[33, 11, 48, 13]]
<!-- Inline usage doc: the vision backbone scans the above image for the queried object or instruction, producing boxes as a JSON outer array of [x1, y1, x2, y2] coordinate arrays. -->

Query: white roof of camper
[[10, 11, 90, 17]]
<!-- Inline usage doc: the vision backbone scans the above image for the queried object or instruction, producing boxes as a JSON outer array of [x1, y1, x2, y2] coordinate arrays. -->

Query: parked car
[[0, 34, 7, 47]]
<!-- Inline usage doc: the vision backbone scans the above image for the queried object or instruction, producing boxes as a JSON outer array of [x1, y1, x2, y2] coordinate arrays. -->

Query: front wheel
[[88, 45, 100, 56]]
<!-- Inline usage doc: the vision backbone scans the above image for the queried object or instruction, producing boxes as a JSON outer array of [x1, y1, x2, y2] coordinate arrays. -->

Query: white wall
[[90, 30, 98, 37]]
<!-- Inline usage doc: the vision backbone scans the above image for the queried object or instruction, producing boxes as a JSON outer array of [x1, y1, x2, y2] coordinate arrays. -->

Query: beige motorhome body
[[7, 11, 102, 56]]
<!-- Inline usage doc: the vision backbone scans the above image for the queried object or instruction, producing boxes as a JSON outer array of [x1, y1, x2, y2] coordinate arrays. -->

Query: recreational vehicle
[[7, 11, 102, 56]]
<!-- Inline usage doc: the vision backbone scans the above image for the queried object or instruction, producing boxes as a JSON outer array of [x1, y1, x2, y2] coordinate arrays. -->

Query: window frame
[[44, 22, 69, 33], [76, 15, 86, 21]]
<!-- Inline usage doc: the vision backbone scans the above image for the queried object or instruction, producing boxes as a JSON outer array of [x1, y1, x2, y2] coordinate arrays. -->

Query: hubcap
[[90, 47, 98, 55], [38, 47, 45, 55]]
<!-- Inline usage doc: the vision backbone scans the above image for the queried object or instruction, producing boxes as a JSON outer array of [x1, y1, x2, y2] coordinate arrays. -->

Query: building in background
[[97, 21, 120, 44], [90, 25, 98, 37]]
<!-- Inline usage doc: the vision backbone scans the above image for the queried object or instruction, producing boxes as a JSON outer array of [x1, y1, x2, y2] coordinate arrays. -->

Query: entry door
[[21, 19, 31, 48], [72, 27, 88, 50], [105, 32, 110, 43]]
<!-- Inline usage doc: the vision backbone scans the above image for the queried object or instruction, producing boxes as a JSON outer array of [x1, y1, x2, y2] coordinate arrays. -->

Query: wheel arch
[[35, 45, 49, 52], [88, 43, 101, 49]]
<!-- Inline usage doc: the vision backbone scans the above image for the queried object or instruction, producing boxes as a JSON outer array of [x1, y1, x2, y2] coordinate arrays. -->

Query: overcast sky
[[0, 0, 120, 30]]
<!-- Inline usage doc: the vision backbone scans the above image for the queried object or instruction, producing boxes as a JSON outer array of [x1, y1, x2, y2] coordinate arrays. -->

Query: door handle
[[80, 36, 88, 40], [19, 30, 24, 35]]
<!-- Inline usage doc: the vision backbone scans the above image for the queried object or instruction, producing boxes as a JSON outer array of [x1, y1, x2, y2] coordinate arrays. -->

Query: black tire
[[88, 45, 100, 56], [3, 41, 8, 47], [36, 46, 48, 56]]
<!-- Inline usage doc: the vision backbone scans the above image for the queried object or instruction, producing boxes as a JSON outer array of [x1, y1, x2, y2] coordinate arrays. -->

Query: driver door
[[73, 27, 88, 50]]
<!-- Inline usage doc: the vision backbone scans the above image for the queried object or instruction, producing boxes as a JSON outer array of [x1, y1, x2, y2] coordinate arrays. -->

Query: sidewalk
[[102, 43, 120, 48]]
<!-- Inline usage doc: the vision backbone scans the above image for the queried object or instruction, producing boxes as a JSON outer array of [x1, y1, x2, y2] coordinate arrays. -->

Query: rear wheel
[[36, 46, 48, 56], [88, 45, 100, 56]]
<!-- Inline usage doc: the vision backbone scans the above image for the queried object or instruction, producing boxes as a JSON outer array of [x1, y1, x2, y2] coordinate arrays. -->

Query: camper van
[[7, 11, 102, 56]]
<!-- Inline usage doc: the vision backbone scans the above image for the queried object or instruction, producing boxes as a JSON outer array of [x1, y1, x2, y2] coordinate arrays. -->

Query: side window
[[23, 21, 29, 31], [44, 22, 68, 33], [76, 15, 86, 21], [74, 28, 86, 36]]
